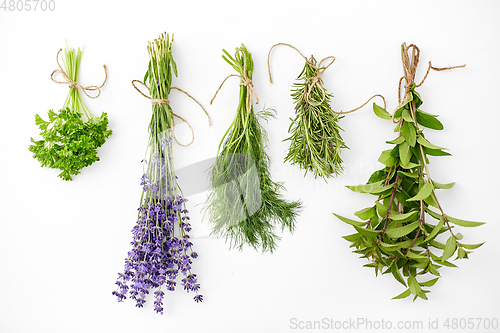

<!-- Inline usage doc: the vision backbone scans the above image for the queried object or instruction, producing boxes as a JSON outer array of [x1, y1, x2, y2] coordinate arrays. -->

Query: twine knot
[[132, 80, 210, 147], [396, 43, 466, 116], [211, 48, 259, 113], [50, 49, 107, 99]]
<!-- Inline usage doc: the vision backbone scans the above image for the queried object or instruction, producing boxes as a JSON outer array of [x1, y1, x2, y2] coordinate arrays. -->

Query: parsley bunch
[[29, 46, 111, 181], [334, 44, 483, 300]]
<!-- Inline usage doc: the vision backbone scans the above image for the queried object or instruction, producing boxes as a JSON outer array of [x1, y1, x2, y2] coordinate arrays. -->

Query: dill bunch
[[284, 56, 347, 179], [206, 45, 302, 253]]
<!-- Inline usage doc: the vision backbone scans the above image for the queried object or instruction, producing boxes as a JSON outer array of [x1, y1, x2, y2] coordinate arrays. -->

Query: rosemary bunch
[[206, 45, 302, 253], [334, 44, 483, 300], [113, 34, 202, 314], [29, 45, 111, 180], [284, 56, 347, 179]]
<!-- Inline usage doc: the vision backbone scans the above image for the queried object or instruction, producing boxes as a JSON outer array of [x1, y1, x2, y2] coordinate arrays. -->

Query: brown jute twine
[[267, 43, 386, 114], [210, 49, 259, 113], [132, 80, 211, 147], [50, 49, 107, 99], [395, 43, 466, 123]]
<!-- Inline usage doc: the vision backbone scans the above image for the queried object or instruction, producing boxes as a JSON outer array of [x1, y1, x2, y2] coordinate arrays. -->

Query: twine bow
[[50, 49, 107, 99], [210, 49, 259, 113], [132, 80, 211, 147], [395, 43, 466, 122]]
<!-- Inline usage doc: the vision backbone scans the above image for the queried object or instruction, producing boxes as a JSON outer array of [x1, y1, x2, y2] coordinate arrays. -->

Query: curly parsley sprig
[[29, 45, 111, 181], [334, 43, 482, 301]]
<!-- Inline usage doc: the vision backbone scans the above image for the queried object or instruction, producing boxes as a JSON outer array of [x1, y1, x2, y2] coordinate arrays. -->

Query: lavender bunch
[[113, 33, 202, 314]]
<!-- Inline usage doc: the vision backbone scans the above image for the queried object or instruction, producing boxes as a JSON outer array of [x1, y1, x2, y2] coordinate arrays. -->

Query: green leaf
[[416, 109, 444, 130], [373, 103, 392, 120], [386, 136, 405, 145], [392, 289, 411, 300], [446, 215, 485, 227], [343, 233, 362, 242], [457, 247, 468, 259], [367, 170, 388, 184], [368, 184, 394, 195], [401, 121, 417, 147], [386, 221, 420, 238], [420, 277, 439, 287], [399, 142, 412, 167], [417, 136, 444, 150], [394, 94, 413, 119], [402, 108, 415, 123], [408, 275, 422, 295], [432, 180, 455, 189], [425, 208, 442, 221], [423, 217, 445, 242], [353, 226, 381, 238], [397, 170, 419, 178], [378, 149, 396, 167], [333, 213, 365, 227], [346, 180, 384, 193], [429, 240, 445, 250], [407, 181, 434, 201], [376, 201, 388, 218], [389, 210, 419, 222], [391, 264, 407, 287], [458, 242, 484, 250], [171, 58, 178, 77], [441, 236, 457, 262], [355, 206, 377, 220], [424, 147, 451, 156], [406, 251, 428, 261]]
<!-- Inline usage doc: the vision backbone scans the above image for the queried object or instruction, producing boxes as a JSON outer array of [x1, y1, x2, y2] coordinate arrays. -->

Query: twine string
[[50, 48, 107, 99], [132, 80, 211, 147], [267, 43, 386, 116], [395, 43, 466, 122], [306, 55, 335, 106], [211, 48, 259, 113]]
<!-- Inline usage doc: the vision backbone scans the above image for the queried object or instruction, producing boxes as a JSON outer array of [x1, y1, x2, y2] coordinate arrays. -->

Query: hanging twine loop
[[267, 42, 386, 115], [395, 43, 466, 122], [267, 43, 335, 107], [210, 49, 259, 113], [50, 48, 107, 99], [132, 80, 211, 147]]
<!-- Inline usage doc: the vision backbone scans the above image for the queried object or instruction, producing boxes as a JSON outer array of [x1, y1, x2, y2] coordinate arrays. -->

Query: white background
[[1, 1, 499, 332]]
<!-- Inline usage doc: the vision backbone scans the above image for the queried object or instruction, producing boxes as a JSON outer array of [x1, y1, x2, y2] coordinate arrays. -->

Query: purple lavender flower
[[113, 168, 202, 314]]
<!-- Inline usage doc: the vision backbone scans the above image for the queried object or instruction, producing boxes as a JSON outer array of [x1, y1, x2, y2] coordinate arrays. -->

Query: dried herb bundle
[[206, 45, 302, 253], [29, 45, 111, 180], [284, 55, 347, 179], [334, 43, 483, 300], [113, 34, 203, 314]]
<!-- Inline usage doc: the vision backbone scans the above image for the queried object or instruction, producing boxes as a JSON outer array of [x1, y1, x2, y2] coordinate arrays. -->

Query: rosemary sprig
[[206, 45, 302, 253], [284, 56, 347, 179]]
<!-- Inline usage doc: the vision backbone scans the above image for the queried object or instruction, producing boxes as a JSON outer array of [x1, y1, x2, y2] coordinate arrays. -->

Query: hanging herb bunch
[[334, 43, 484, 300], [113, 33, 205, 314], [206, 45, 302, 253], [29, 45, 111, 181], [267, 43, 383, 180]]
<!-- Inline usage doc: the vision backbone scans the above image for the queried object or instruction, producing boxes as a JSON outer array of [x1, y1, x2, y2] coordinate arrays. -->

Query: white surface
[[1, 1, 499, 332]]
